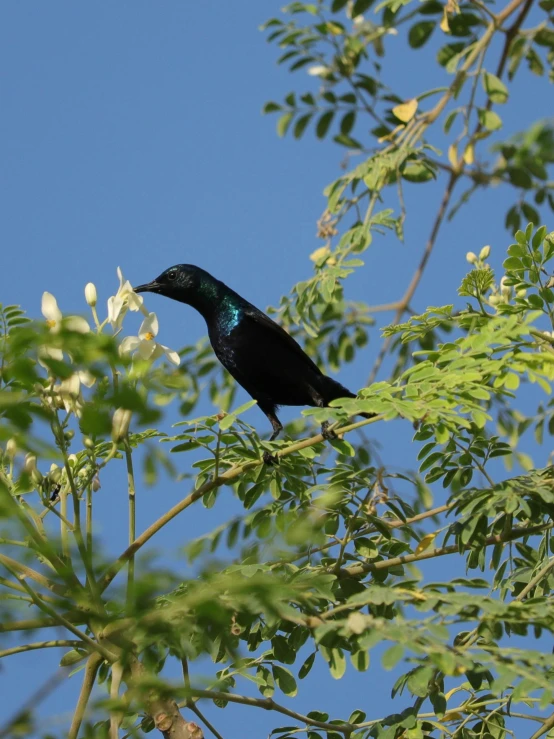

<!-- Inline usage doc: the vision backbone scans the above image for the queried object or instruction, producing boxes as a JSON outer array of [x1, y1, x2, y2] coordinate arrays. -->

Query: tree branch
[[100, 414, 383, 591], [341, 521, 554, 577]]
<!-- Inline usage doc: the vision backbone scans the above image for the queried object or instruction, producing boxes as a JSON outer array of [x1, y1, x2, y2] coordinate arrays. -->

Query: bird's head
[[134, 264, 203, 302]]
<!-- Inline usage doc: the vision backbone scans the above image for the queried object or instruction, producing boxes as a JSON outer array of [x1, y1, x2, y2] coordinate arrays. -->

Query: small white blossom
[[108, 267, 145, 331], [479, 245, 491, 260], [38, 345, 64, 370], [466, 252, 478, 264], [57, 371, 96, 416], [308, 65, 329, 77], [85, 283, 97, 307], [6, 439, 17, 458], [42, 292, 90, 333], [42, 292, 63, 332], [120, 312, 180, 366]]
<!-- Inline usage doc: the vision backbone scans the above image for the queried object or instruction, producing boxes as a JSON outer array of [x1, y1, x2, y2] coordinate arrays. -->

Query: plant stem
[[68, 653, 103, 739], [124, 440, 136, 608]]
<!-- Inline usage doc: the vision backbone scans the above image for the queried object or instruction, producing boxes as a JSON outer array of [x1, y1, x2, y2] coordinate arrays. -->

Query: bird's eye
[[167, 271, 177, 281]]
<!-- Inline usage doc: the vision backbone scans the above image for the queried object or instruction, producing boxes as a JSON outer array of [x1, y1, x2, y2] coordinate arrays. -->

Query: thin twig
[[341, 521, 554, 577], [189, 689, 354, 735], [124, 439, 136, 608], [368, 171, 459, 384], [0, 639, 80, 659]]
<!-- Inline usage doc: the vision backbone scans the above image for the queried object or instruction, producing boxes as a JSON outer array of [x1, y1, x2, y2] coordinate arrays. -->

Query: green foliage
[[3, 0, 554, 736]]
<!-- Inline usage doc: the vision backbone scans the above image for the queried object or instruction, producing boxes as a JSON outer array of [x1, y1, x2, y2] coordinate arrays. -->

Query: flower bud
[[516, 288, 527, 298], [49, 464, 62, 484], [112, 408, 132, 442], [500, 276, 511, 300], [24, 453, 37, 474], [83, 437, 95, 449], [479, 245, 490, 260], [25, 453, 43, 485], [466, 252, 478, 264], [6, 439, 17, 458], [68, 454, 78, 467], [489, 294, 501, 306], [85, 282, 97, 307], [91, 473, 101, 492]]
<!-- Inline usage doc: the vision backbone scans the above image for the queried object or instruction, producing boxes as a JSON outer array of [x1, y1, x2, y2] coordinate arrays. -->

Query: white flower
[[65, 316, 90, 333], [42, 292, 63, 332], [308, 65, 329, 77], [466, 251, 478, 264], [41, 292, 90, 334], [38, 345, 64, 369], [107, 267, 145, 331], [120, 312, 180, 366], [85, 283, 97, 307], [56, 371, 96, 416], [479, 245, 491, 260]]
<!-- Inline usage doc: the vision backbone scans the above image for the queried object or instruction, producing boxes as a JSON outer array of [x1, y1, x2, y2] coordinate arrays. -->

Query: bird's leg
[[261, 408, 283, 465], [320, 420, 337, 441], [312, 394, 337, 441]]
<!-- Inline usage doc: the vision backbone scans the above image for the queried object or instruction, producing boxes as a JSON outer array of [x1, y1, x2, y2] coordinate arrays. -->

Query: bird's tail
[[319, 376, 375, 420]]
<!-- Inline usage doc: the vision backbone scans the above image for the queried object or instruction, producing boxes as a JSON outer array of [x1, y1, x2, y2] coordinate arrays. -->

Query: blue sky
[[1, 2, 552, 737]]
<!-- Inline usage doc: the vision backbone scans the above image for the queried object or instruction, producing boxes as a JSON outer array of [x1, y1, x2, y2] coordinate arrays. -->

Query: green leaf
[[382, 644, 404, 670], [340, 110, 356, 135], [408, 21, 435, 48], [316, 110, 335, 138], [482, 71, 509, 103], [350, 650, 369, 672], [354, 537, 378, 558], [353, 0, 375, 14], [478, 109, 502, 131], [277, 112, 294, 137], [293, 113, 312, 139], [298, 651, 316, 679], [401, 160, 436, 183], [328, 648, 346, 679], [218, 414, 236, 430], [272, 665, 298, 696]]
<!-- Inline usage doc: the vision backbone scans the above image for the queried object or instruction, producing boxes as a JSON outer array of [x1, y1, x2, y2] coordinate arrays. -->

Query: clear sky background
[[0, 2, 552, 737]]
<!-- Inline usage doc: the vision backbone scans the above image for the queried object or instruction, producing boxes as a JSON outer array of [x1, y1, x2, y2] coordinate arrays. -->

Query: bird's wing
[[242, 307, 323, 376]]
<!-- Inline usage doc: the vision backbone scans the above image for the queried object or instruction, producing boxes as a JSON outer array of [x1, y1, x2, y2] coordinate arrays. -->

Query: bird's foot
[[321, 421, 337, 441], [263, 450, 279, 465]]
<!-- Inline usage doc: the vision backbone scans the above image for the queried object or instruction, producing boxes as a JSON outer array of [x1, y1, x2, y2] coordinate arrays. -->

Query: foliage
[[2, 0, 554, 738]]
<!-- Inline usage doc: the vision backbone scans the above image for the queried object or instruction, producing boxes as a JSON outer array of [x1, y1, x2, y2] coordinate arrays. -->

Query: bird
[[134, 264, 369, 460]]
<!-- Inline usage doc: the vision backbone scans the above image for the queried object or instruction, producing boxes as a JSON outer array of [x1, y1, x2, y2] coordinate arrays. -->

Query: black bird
[[134, 265, 367, 454]]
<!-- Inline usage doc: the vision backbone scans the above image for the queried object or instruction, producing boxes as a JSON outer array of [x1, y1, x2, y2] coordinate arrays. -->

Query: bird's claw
[[263, 450, 279, 465], [321, 422, 337, 441]]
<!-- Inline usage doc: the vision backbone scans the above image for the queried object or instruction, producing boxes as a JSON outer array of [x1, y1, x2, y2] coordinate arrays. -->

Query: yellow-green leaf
[[415, 532, 436, 554], [392, 98, 418, 123]]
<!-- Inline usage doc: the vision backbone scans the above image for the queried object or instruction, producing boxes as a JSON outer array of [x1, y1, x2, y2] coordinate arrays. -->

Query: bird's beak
[[133, 281, 160, 294]]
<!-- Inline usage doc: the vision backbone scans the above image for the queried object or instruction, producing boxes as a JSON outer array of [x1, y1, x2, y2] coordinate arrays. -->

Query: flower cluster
[[39, 267, 180, 418]]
